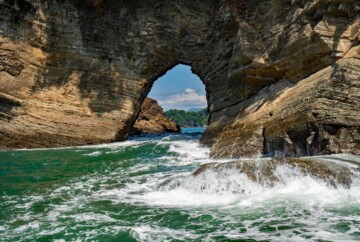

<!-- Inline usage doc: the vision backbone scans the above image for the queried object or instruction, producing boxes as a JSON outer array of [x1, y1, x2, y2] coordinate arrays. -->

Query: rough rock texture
[[132, 98, 180, 135], [193, 157, 355, 188], [0, 0, 359, 157], [201, 0, 360, 158]]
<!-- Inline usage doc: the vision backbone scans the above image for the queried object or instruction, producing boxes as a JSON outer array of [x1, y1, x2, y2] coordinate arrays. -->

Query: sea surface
[[0, 128, 360, 241]]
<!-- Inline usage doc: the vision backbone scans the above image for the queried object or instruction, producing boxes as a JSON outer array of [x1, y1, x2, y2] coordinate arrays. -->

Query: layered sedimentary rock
[[201, 0, 360, 158], [0, 0, 359, 157], [132, 98, 180, 135]]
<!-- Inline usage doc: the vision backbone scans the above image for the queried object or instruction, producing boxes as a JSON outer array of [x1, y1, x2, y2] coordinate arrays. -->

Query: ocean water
[[0, 128, 360, 241]]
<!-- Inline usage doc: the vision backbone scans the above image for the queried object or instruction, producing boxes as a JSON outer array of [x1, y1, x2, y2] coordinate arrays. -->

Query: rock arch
[[0, 0, 359, 157]]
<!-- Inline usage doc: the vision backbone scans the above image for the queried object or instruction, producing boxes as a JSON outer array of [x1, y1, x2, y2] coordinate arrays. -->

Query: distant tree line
[[164, 109, 209, 127]]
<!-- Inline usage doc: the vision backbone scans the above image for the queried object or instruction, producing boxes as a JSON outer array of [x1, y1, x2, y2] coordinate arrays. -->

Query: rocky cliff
[[132, 98, 180, 135], [0, 0, 359, 157]]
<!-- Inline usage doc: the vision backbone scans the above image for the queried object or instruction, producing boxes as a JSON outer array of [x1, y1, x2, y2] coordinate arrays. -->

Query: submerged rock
[[193, 157, 356, 189], [132, 98, 180, 135]]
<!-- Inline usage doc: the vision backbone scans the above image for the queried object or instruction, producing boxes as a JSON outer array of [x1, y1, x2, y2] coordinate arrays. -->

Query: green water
[[1, 129, 360, 241]]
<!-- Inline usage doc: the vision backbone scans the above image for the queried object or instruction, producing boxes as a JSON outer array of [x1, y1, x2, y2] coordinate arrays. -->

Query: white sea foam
[[166, 140, 210, 159], [130, 225, 198, 242], [38, 227, 66, 236], [14, 221, 40, 233], [3, 135, 360, 242], [70, 213, 116, 223], [84, 151, 102, 156], [125, 154, 360, 209], [82, 140, 148, 150], [140, 188, 239, 206]]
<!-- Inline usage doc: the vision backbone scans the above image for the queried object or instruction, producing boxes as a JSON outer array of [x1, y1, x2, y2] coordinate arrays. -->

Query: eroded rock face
[[0, 0, 359, 157], [132, 98, 180, 135]]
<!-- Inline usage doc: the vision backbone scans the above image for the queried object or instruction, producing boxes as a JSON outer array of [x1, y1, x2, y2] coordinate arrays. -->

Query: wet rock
[[132, 98, 180, 135], [193, 157, 355, 188]]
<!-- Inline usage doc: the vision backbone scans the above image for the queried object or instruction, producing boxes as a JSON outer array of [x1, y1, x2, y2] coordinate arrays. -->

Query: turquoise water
[[1, 128, 360, 241], [181, 127, 206, 133]]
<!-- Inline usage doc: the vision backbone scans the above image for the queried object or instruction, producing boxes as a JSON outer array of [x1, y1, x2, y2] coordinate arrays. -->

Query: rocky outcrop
[[206, 56, 360, 158], [132, 98, 180, 135], [193, 157, 355, 188], [201, 0, 360, 158], [0, 0, 359, 157]]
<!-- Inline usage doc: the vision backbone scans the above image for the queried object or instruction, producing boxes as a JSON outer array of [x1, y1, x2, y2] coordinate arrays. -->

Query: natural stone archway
[[0, 0, 359, 157]]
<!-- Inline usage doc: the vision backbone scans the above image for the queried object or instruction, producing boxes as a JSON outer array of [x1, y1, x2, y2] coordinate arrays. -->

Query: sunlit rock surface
[[0, 0, 359, 157], [132, 98, 180, 135]]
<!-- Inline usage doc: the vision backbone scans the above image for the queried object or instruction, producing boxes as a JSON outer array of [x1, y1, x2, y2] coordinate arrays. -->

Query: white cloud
[[158, 88, 207, 110]]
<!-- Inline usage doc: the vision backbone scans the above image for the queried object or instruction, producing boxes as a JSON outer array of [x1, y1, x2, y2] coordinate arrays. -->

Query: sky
[[148, 64, 207, 111]]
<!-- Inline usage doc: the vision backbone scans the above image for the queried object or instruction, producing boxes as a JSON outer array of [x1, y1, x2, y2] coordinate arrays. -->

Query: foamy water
[[1, 130, 359, 241]]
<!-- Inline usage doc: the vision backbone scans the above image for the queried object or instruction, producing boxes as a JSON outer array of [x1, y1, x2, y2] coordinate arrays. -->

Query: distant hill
[[164, 108, 208, 127], [187, 108, 204, 112]]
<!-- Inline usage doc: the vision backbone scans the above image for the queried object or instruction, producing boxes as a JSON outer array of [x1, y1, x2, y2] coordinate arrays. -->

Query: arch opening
[[149, 64, 207, 112], [132, 64, 209, 135]]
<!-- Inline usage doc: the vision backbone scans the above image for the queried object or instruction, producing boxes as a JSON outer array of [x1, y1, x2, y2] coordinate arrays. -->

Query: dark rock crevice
[[0, 94, 21, 121]]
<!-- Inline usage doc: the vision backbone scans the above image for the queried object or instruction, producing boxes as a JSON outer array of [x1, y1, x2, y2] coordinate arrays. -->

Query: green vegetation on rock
[[164, 109, 208, 127]]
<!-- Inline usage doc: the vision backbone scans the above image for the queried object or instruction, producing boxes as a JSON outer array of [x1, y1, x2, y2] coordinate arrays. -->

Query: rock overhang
[[0, 0, 359, 157]]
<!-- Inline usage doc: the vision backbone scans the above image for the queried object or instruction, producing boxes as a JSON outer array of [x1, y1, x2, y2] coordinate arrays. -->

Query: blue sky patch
[[148, 64, 207, 110]]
